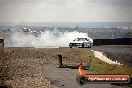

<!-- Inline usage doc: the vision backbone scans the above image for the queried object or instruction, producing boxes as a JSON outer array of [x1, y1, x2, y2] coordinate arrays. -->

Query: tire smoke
[[5, 30, 93, 48]]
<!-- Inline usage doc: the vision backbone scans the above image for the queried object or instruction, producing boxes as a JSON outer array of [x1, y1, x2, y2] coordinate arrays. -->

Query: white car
[[69, 38, 93, 48]]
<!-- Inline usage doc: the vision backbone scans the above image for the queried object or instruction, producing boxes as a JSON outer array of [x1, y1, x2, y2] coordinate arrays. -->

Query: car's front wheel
[[82, 43, 88, 48], [82, 43, 92, 48]]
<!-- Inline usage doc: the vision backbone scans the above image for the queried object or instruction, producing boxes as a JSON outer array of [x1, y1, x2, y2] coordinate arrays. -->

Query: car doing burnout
[[69, 38, 93, 48]]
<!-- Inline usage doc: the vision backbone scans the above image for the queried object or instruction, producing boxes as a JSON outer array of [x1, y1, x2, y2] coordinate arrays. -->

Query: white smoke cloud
[[5, 32, 35, 47], [5, 30, 93, 48]]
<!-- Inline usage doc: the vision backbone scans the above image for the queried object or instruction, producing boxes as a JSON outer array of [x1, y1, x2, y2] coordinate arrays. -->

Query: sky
[[0, 0, 132, 22]]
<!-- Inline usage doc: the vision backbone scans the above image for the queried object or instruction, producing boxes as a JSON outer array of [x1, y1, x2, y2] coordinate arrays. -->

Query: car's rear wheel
[[70, 46, 72, 48], [82, 43, 84, 48], [88, 46, 91, 48], [69, 43, 72, 48]]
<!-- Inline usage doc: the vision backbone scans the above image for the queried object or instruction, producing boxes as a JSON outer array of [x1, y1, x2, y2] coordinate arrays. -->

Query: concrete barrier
[[93, 38, 132, 46]]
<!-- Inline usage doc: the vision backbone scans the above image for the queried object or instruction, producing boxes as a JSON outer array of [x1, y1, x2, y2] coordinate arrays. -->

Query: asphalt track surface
[[91, 45, 132, 66], [43, 64, 126, 88]]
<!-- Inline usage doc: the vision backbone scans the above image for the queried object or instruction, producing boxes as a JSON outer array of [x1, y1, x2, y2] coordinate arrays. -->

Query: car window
[[76, 38, 87, 41], [85, 38, 89, 41]]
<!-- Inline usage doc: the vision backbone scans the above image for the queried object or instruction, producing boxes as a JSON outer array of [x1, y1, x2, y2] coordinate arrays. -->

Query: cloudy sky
[[0, 0, 132, 22]]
